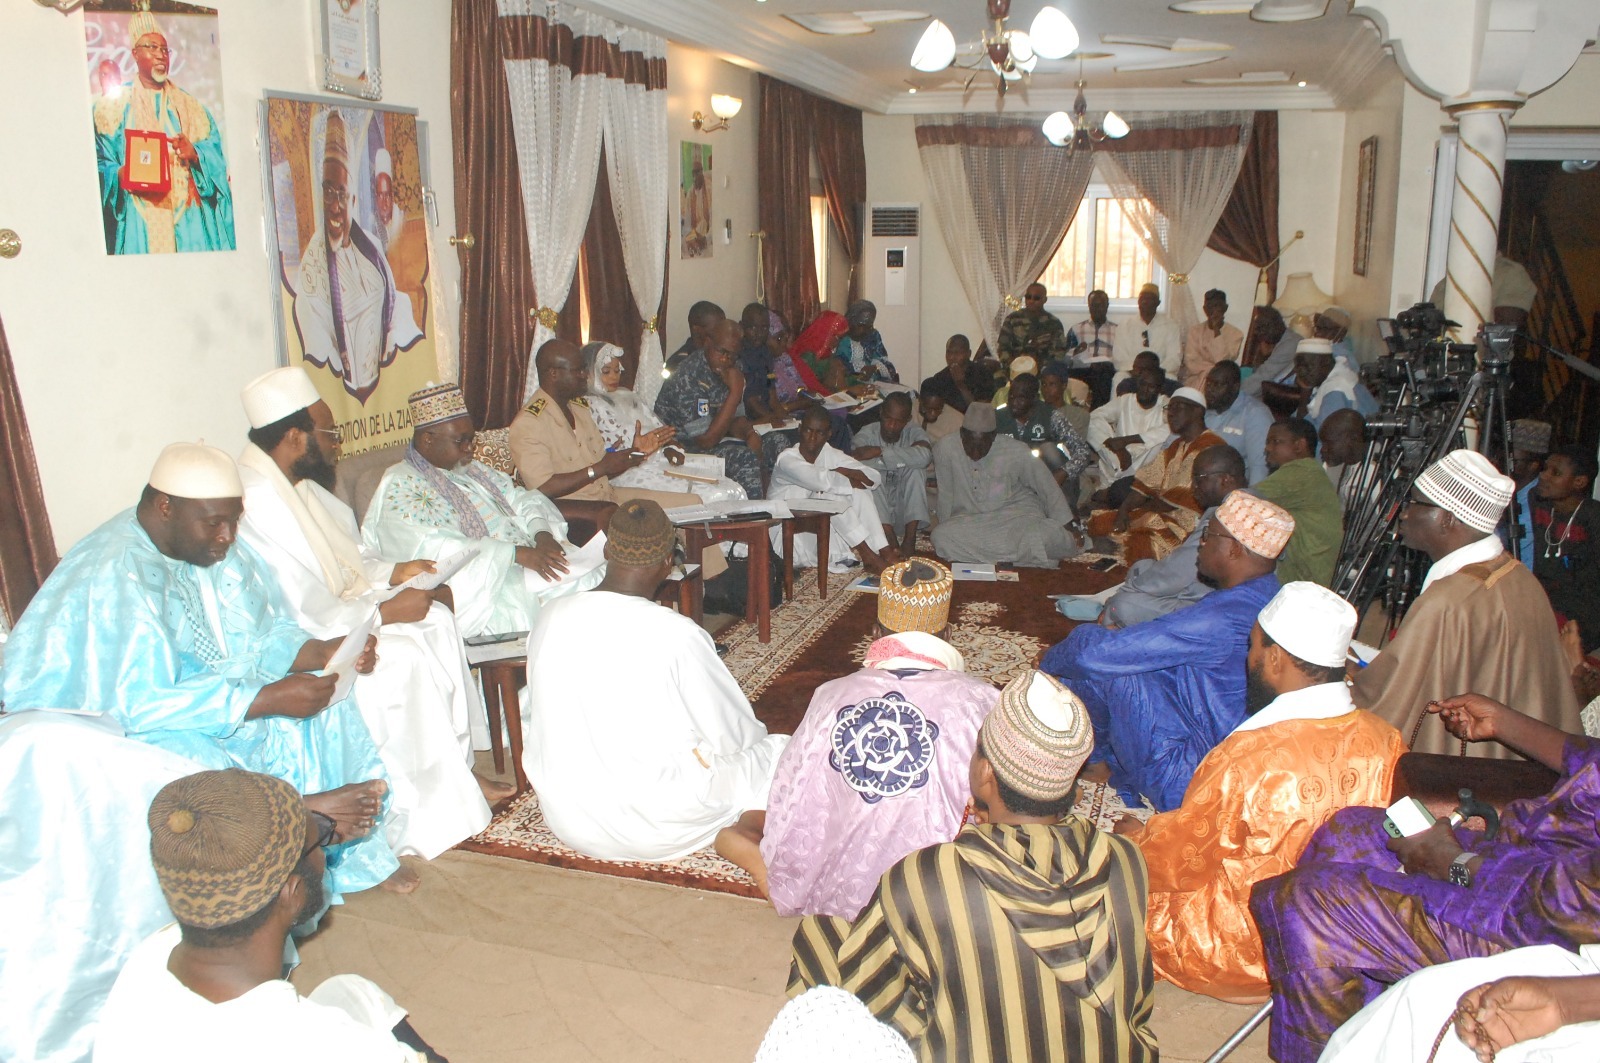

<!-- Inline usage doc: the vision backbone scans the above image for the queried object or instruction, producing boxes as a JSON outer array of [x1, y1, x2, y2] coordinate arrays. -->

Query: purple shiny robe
[[1250, 735, 1600, 1062], [760, 666, 998, 919]]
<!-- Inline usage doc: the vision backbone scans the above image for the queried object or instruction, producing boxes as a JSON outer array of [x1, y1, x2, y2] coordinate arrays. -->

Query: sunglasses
[[304, 811, 338, 856]]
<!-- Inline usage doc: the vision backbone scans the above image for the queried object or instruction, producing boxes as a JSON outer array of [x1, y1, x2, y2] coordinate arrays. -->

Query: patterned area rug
[[459, 556, 1132, 896]]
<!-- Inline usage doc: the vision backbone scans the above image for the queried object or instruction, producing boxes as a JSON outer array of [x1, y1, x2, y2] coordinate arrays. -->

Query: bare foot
[[715, 810, 770, 899], [475, 772, 517, 803], [380, 862, 422, 894], [305, 780, 387, 843], [1078, 762, 1113, 784], [899, 528, 918, 558]]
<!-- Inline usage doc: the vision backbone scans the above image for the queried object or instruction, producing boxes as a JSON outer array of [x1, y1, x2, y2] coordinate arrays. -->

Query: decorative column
[[1440, 100, 1519, 336]]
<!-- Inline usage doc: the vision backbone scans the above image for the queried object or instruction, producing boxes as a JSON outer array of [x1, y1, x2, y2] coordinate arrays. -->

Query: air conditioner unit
[[858, 203, 922, 384]]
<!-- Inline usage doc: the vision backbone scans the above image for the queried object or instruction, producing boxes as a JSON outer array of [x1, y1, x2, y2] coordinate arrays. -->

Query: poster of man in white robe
[[263, 95, 437, 456]]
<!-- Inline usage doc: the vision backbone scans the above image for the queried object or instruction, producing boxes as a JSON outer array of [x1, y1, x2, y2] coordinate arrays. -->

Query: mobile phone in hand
[[1383, 796, 1437, 838]]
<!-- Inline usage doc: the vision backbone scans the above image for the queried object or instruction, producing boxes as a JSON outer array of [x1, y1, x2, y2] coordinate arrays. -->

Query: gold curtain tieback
[[531, 306, 560, 329], [644, 316, 659, 333], [1002, 294, 1023, 311], [1169, 273, 1189, 284]]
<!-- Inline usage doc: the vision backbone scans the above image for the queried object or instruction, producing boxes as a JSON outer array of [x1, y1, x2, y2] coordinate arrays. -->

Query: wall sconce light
[[691, 94, 742, 134]]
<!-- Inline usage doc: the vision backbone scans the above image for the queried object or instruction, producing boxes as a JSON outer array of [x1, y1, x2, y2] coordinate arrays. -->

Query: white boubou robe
[[237, 445, 490, 860], [767, 443, 890, 570], [521, 591, 789, 861]]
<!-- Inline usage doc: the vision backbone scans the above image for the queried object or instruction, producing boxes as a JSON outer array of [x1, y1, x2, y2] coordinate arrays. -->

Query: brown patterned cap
[[148, 769, 308, 930], [1215, 490, 1295, 559], [980, 671, 1094, 802], [877, 558, 954, 633], [604, 498, 677, 567], [408, 382, 470, 430]]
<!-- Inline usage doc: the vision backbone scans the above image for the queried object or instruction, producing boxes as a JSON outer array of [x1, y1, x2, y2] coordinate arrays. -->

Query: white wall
[[1331, 63, 1408, 362], [0, 0, 459, 551], [663, 42, 761, 352], [863, 109, 1344, 385]]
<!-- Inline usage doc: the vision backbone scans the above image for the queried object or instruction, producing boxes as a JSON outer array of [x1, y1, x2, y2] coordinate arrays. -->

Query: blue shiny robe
[[0, 511, 396, 894], [1042, 572, 1279, 812]]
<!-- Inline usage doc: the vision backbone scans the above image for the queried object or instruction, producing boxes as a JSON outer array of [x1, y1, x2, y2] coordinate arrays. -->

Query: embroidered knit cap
[[1169, 386, 1206, 410], [604, 498, 677, 567], [148, 769, 308, 930], [1215, 489, 1295, 559], [877, 558, 954, 634], [241, 366, 322, 429], [408, 382, 470, 430], [148, 442, 243, 500], [1296, 337, 1334, 356], [1258, 581, 1357, 668], [980, 671, 1094, 802], [1414, 449, 1515, 534], [1510, 419, 1554, 456], [128, 11, 162, 44], [962, 402, 998, 433], [323, 109, 349, 166]]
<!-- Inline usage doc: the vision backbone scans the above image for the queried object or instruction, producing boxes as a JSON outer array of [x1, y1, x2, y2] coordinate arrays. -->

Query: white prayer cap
[[1415, 449, 1515, 534], [1170, 386, 1206, 409], [1296, 337, 1334, 356], [1258, 581, 1356, 668], [373, 148, 393, 179], [1008, 356, 1038, 379], [148, 442, 242, 500], [241, 366, 322, 429]]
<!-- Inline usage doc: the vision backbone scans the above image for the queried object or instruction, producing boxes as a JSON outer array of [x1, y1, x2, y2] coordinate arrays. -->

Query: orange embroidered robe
[[1129, 707, 1405, 1000], [1089, 429, 1226, 563]]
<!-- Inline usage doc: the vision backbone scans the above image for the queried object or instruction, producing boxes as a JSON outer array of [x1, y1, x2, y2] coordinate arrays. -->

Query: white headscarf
[[583, 340, 657, 430]]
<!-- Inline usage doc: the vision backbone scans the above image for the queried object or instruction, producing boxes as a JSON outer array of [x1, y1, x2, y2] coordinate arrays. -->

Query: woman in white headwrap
[[583, 341, 748, 504]]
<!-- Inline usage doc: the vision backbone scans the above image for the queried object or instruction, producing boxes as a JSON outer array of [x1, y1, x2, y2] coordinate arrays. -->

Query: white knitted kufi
[[1258, 581, 1357, 668], [148, 442, 242, 499], [1415, 449, 1515, 534], [241, 366, 322, 429]]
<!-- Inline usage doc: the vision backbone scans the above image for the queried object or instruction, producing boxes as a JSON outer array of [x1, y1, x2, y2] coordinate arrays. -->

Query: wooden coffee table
[[682, 517, 779, 642]]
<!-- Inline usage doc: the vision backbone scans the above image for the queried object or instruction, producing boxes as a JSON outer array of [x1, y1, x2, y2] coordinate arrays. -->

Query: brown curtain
[[581, 146, 645, 385], [758, 75, 822, 329], [812, 96, 866, 304], [1207, 111, 1281, 301], [452, 0, 538, 430], [0, 315, 57, 625]]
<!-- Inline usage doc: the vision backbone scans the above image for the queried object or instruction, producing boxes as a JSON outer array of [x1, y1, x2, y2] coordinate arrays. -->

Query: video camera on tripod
[[1363, 302, 1481, 414]]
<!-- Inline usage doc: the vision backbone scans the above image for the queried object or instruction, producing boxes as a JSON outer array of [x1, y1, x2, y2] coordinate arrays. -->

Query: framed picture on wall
[[319, 0, 382, 101], [680, 142, 713, 259], [1353, 136, 1378, 277]]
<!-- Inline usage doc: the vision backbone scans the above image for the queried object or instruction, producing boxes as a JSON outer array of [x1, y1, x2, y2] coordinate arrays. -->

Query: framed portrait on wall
[[83, 1, 236, 255], [681, 142, 713, 259], [1353, 136, 1379, 277], [260, 93, 439, 456], [319, 0, 382, 101]]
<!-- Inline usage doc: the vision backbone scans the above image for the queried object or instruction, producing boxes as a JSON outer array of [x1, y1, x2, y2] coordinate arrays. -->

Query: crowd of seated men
[[4, 285, 1600, 1063]]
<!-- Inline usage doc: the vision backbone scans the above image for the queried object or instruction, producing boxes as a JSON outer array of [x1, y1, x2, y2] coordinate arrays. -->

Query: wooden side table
[[682, 518, 778, 642], [782, 509, 833, 601], [477, 656, 529, 794]]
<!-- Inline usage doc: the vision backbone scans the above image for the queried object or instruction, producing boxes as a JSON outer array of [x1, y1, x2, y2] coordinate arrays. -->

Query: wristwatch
[[585, 465, 596, 480], [1447, 851, 1475, 887]]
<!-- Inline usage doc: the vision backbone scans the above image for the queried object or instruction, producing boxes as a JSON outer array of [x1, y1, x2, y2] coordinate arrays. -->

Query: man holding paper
[[0, 442, 406, 896], [236, 367, 502, 864], [363, 382, 607, 641]]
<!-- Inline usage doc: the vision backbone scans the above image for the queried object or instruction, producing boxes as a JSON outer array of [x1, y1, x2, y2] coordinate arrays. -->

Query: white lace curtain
[[1099, 111, 1254, 341], [916, 116, 1095, 354], [601, 28, 669, 404], [499, 1, 668, 403]]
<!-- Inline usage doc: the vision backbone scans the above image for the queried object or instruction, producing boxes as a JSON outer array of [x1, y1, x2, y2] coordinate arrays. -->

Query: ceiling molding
[[575, 0, 900, 112], [883, 83, 1339, 114], [1321, 19, 1390, 108]]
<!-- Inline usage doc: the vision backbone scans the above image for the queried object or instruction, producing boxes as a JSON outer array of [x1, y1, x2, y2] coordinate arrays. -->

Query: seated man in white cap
[[96, 768, 442, 1062], [1114, 582, 1404, 1002], [237, 366, 505, 865], [1290, 337, 1376, 426], [768, 405, 897, 574], [1044, 491, 1293, 811], [1112, 282, 1182, 380], [522, 500, 788, 880], [930, 401, 1086, 568], [790, 670, 1157, 1062], [1353, 449, 1581, 753], [362, 382, 606, 640], [762, 560, 999, 920], [1086, 386, 1226, 564], [0, 443, 401, 896]]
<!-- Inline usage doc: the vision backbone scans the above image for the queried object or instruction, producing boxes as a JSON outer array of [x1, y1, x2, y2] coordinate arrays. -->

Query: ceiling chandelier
[[909, 0, 1080, 96], [1042, 59, 1129, 148]]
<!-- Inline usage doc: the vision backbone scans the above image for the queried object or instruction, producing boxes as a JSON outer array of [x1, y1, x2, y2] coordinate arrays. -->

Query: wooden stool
[[653, 562, 705, 625], [683, 518, 778, 642], [477, 656, 529, 794], [782, 509, 833, 601]]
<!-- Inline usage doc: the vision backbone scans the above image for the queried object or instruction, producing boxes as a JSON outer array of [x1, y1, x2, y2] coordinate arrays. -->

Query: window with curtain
[[1037, 183, 1166, 316], [809, 194, 830, 302]]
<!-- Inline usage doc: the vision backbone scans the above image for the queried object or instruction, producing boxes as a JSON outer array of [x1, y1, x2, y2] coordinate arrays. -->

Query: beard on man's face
[[291, 445, 338, 492], [1244, 662, 1278, 716]]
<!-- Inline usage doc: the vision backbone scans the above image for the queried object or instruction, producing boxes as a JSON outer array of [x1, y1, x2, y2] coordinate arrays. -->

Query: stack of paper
[[464, 632, 529, 665], [322, 607, 379, 701]]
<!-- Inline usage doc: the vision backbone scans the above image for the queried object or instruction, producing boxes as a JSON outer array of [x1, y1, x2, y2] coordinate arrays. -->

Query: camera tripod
[[1333, 336, 1520, 628]]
